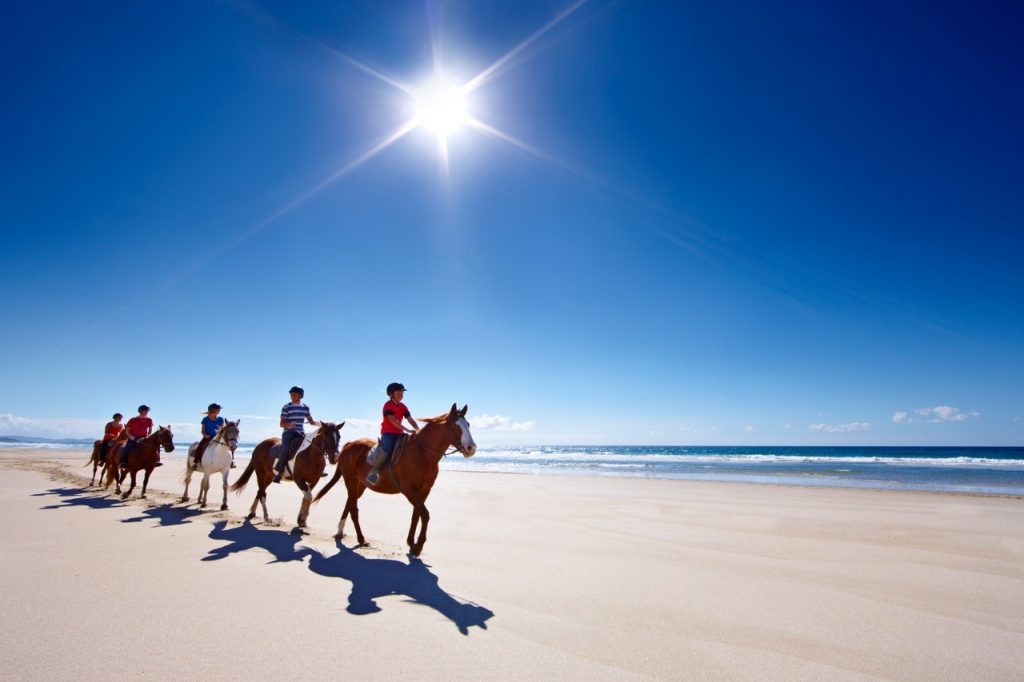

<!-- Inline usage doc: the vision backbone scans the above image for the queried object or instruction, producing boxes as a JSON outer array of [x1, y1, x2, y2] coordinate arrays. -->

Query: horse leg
[[122, 470, 137, 499], [181, 467, 192, 502], [200, 473, 210, 508], [140, 468, 152, 499], [259, 488, 270, 522], [246, 490, 259, 520], [406, 505, 421, 552], [296, 483, 312, 528], [220, 469, 229, 511], [412, 503, 430, 557]]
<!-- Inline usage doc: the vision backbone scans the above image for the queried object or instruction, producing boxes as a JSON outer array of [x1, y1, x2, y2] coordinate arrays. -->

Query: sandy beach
[[1, 448, 1022, 680]]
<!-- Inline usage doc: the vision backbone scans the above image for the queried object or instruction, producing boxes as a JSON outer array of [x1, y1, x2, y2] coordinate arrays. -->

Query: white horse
[[181, 420, 240, 510]]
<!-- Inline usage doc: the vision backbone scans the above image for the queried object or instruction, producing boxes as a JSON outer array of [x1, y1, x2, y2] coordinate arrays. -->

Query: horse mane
[[418, 413, 451, 425]]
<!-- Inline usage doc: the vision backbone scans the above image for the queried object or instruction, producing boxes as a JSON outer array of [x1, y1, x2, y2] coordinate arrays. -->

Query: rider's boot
[[365, 454, 385, 486]]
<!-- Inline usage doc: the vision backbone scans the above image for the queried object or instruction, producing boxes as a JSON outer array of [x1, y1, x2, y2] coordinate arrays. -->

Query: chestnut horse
[[181, 420, 240, 510], [104, 426, 175, 499], [314, 404, 476, 556], [85, 432, 127, 486], [230, 422, 345, 528]]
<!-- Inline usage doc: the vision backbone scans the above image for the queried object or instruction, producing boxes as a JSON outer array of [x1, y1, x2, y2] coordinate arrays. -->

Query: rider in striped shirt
[[273, 386, 318, 483]]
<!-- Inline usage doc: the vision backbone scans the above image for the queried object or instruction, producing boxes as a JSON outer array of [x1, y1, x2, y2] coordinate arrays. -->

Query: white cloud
[[469, 414, 535, 431], [0, 413, 103, 438], [809, 422, 871, 433], [744, 425, 756, 433], [893, 406, 979, 424]]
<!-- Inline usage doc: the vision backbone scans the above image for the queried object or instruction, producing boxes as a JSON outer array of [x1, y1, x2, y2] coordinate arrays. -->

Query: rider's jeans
[[277, 429, 302, 472]]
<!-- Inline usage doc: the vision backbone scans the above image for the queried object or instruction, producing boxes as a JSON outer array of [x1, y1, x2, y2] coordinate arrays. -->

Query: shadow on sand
[[35, 486, 127, 511], [37, 486, 494, 634], [121, 503, 208, 527], [206, 521, 494, 634]]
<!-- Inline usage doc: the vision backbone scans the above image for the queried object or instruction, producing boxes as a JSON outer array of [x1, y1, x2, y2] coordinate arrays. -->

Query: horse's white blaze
[[457, 417, 477, 456]]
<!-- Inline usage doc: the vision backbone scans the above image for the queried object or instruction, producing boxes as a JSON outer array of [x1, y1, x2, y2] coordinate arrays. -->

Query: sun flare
[[413, 79, 468, 139]]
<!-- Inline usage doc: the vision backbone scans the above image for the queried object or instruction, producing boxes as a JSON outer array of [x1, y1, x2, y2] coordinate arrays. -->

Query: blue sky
[[1, 0, 1022, 445]]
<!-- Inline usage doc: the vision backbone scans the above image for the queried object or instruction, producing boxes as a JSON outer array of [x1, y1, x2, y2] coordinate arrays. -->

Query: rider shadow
[[35, 487, 127, 511], [204, 520, 313, 565], [306, 546, 494, 635], [121, 504, 206, 527]]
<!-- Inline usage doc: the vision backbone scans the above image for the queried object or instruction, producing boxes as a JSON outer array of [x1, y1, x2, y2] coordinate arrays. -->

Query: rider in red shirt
[[121, 405, 156, 467], [366, 383, 419, 485], [99, 413, 124, 467]]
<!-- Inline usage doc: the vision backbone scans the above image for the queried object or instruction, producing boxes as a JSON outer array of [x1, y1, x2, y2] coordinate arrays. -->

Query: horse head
[[318, 421, 345, 465], [218, 420, 240, 450], [156, 426, 175, 453], [445, 403, 477, 457]]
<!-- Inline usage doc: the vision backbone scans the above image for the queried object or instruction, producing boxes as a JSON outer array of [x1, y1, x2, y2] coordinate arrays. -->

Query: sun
[[413, 78, 469, 139]]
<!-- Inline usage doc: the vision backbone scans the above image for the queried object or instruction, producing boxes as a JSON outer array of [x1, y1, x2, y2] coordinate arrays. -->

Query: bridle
[[211, 423, 240, 450], [295, 425, 341, 461], [410, 418, 469, 459]]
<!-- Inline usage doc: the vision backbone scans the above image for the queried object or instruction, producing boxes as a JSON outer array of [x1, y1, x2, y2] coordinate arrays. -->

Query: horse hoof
[[140, 494, 146, 499], [333, 533, 344, 540], [245, 512, 255, 521], [220, 504, 228, 511], [180, 497, 188, 503]]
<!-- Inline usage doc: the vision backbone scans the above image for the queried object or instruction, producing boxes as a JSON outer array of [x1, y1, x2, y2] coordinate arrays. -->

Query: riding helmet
[[386, 382, 406, 396], [208, 403, 222, 411], [289, 386, 304, 397]]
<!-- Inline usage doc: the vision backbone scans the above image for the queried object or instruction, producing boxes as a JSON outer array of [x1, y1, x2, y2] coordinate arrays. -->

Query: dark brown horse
[[103, 426, 175, 499], [85, 432, 127, 486], [314, 404, 476, 556], [230, 422, 345, 528]]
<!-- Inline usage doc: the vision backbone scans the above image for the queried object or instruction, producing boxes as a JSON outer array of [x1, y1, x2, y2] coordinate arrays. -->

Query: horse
[[85, 432, 127, 486], [230, 422, 345, 528], [181, 420, 241, 510], [103, 426, 175, 499], [314, 404, 476, 556]]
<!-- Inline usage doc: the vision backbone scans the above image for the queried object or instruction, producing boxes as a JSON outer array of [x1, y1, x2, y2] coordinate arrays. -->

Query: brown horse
[[85, 432, 127, 486], [314, 404, 476, 556], [230, 422, 345, 528], [103, 426, 175, 499]]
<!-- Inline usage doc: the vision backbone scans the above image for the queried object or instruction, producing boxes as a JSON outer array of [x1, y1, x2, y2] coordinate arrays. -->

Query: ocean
[[5, 441, 1023, 496], [441, 445, 1024, 496]]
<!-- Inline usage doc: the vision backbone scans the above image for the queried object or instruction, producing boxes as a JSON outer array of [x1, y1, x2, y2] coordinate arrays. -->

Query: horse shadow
[[204, 520, 312, 565], [35, 486, 127, 511], [307, 545, 494, 635], [121, 504, 207, 527], [204, 521, 493, 634]]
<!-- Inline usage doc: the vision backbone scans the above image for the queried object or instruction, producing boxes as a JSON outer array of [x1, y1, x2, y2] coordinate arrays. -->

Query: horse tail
[[313, 465, 342, 503], [84, 440, 101, 467], [229, 457, 256, 494]]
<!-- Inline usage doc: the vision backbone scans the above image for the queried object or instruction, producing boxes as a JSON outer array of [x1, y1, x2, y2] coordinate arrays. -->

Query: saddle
[[367, 434, 409, 469], [271, 437, 312, 478]]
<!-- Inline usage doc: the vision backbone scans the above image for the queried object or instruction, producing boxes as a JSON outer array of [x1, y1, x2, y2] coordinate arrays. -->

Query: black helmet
[[208, 403, 222, 411], [289, 386, 304, 397], [138, 405, 150, 412], [386, 382, 406, 396]]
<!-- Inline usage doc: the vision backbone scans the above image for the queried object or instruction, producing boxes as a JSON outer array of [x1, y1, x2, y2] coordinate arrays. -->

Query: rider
[[99, 413, 124, 467], [121, 405, 155, 468], [273, 386, 317, 484], [366, 382, 419, 485], [192, 403, 225, 471]]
